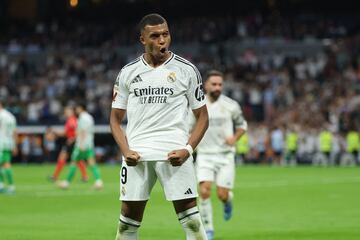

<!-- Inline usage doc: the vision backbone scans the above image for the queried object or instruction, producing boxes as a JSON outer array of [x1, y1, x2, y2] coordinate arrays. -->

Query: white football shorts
[[196, 152, 235, 189], [119, 157, 198, 201]]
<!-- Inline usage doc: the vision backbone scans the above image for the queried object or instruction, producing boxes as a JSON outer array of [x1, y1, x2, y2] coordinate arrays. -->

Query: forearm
[[110, 113, 130, 155], [188, 106, 209, 149], [111, 125, 130, 154], [233, 128, 246, 141]]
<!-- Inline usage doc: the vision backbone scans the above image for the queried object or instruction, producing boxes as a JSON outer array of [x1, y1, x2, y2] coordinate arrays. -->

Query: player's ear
[[140, 34, 145, 45], [204, 79, 210, 91]]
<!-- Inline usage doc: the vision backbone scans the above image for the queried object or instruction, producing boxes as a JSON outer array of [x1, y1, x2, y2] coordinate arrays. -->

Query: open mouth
[[160, 48, 166, 54]]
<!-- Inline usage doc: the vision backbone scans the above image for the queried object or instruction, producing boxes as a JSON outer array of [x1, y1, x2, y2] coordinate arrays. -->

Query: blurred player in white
[[193, 70, 247, 240], [0, 100, 17, 194], [110, 14, 209, 240]]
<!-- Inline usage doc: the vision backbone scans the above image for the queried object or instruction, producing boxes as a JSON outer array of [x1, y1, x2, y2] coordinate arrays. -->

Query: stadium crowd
[[0, 13, 359, 164]]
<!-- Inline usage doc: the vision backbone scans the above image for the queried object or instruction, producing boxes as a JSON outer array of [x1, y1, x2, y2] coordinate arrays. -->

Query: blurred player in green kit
[[0, 100, 17, 194], [58, 102, 103, 189]]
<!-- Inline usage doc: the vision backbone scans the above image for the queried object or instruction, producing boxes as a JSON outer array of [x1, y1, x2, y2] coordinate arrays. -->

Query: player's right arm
[[110, 109, 140, 166], [110, 69, 140, 166]]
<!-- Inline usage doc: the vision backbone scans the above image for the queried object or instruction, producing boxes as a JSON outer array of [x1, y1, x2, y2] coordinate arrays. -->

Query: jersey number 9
[[121, 166, 127, 184]]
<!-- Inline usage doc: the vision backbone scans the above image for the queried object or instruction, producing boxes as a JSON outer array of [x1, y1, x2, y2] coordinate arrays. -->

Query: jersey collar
[[141, 51, 174, 68]]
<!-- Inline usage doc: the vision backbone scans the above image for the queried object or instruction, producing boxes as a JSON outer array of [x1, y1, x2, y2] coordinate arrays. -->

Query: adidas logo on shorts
[[184, 188, 193, 195]]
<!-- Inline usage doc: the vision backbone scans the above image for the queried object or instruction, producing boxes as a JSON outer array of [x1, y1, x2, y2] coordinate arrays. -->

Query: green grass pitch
[[1, 165, 360, 240]]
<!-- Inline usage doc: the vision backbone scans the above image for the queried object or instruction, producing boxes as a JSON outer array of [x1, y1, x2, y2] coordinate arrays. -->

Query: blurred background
[[0, 0, 359, 165]]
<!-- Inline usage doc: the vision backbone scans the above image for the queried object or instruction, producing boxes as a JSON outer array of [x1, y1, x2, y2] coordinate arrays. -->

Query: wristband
[[184, 144, 193, 155]]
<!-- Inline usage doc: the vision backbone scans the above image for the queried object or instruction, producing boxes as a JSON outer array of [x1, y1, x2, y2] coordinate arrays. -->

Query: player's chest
[[207, 103, 231, 125], [128, 68, 187, 103]]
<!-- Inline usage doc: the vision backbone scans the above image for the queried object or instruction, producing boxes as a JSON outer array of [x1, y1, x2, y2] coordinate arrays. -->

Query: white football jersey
[[75, 111, 95, 149], [112, 52, 206, 161], [0, 109, 17, 150], [195, 95, 247, 154]]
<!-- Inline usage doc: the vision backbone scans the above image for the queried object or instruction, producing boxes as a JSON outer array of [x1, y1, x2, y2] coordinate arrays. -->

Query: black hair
[[139, 13, 167, 33], [76, 101, 87, 111]]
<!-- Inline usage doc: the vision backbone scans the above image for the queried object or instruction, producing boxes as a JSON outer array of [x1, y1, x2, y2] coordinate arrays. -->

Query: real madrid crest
[[167, 72, 176, 83]]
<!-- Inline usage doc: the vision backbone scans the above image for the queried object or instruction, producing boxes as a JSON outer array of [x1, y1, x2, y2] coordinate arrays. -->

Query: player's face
[[205, 76, 223, 100], [75, 107, 82, 117], [64, 107, 74, 118], [140, 22, 171, 61]]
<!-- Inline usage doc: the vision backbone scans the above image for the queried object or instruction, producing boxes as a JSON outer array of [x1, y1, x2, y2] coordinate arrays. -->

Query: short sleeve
[[112, 70, 129, 109], [233, 103, 248, 131], [186, 66, 206, 110]]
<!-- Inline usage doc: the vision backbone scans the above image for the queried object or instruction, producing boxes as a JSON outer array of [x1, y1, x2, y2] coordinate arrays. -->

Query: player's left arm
[[168, 105, 208, 166], [168, 65, 209, 166], [225, 103, 248, 146]]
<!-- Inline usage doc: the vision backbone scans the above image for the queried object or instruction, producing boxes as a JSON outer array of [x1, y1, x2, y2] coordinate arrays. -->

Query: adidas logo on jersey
[[184, 188, 193, 195], [130, 75, 143, 84]]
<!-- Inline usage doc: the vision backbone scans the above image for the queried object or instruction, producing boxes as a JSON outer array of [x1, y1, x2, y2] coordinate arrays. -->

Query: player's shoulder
[[10, 112, 16, 123], [220, 95, 240, 109], [85, 111, 94, 120], [172, 54, 200, 75], [81, 112, 94, 123], [3, 109, 15, 120], [69, 115, 77, 122], [116, 57, 142, 78], [122, 57, 142, 72]]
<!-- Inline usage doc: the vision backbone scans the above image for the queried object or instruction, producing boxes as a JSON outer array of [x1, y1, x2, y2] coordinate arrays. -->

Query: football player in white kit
[[194, 70, 247, 240], [110, 14, 209, 240]]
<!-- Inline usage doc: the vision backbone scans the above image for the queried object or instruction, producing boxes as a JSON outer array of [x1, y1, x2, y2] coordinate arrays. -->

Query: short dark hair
[[76, 101, 87, 111], [139, 13, 167, 33], [205, 70, 224, 81]]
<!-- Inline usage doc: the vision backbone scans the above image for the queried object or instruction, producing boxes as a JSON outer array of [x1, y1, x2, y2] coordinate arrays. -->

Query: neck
[[144, 52, 171, 67]]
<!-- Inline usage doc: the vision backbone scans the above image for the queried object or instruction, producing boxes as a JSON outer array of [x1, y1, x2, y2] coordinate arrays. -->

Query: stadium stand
[[0, 1, 359, 164]]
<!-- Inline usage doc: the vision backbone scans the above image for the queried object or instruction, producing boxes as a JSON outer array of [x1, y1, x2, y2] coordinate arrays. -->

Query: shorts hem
[[197, 178, 214, 183], [216, 183, 233, 189], [119, 197, 150, 201], [165, 194, 198, 201]]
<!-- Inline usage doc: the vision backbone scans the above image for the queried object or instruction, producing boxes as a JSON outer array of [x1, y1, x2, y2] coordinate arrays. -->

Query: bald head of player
[[205, 70, 224, 102], [139, 13, 171, 66]]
